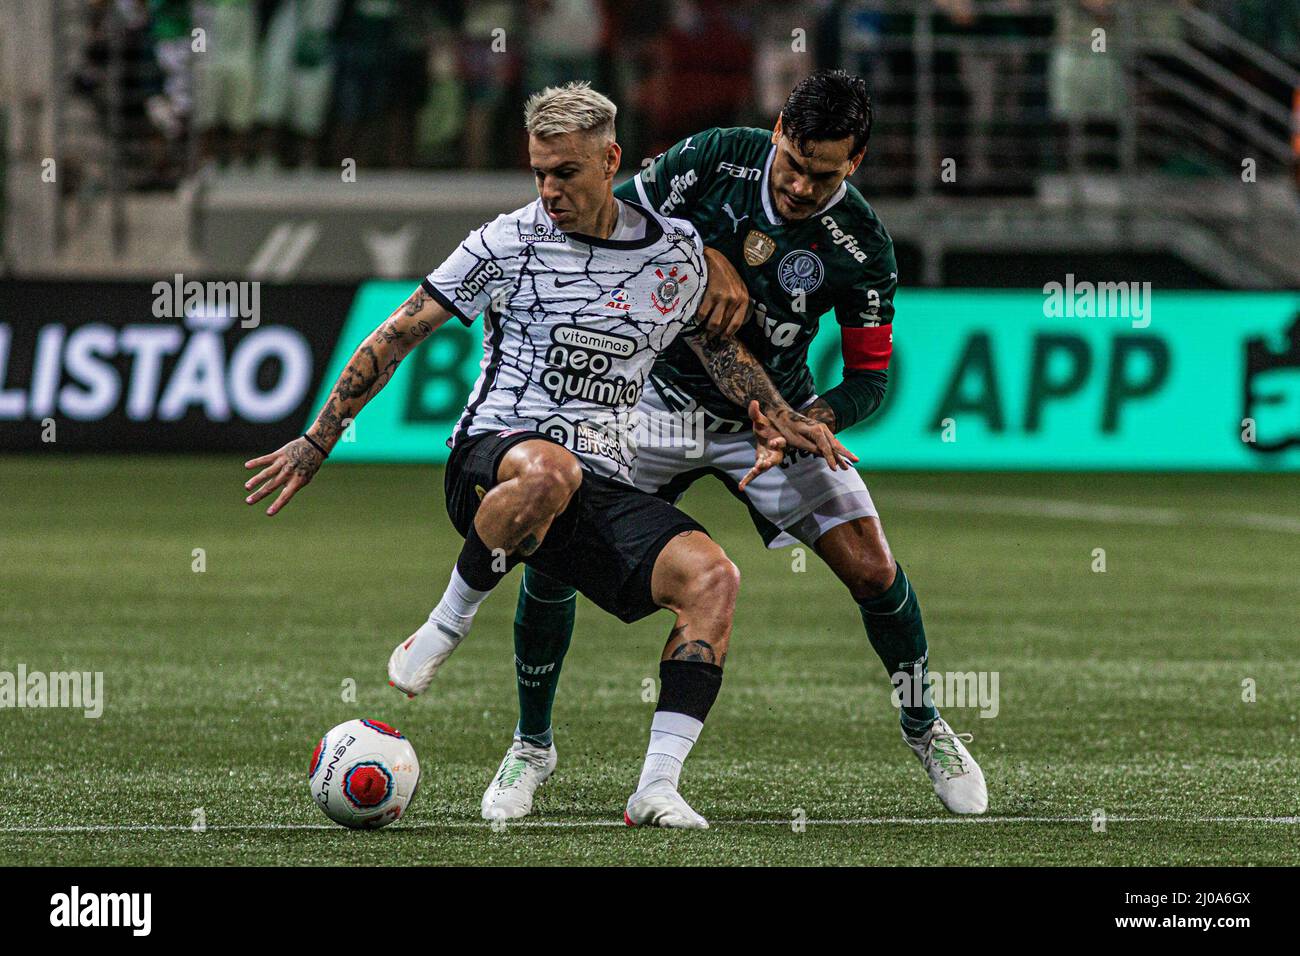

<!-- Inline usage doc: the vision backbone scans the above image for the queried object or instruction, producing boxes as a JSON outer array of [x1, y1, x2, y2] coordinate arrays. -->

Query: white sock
[[636, 711, 703, 792], [431, 567, 491, 634]]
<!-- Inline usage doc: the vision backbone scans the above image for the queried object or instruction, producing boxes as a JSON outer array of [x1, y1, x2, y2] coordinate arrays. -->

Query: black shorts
[[444, 429, 708, 623]]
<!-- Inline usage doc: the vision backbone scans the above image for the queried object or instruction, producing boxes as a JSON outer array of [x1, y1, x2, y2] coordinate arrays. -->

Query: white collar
[[819, 180, 849, 215], [760, 145, 782, 226]]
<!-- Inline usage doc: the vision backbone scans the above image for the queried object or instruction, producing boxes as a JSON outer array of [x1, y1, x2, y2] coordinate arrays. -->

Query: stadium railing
[[846, 0, 1300, 285]]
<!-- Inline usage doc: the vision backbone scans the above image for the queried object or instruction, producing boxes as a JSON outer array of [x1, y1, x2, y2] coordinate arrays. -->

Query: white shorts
[[631, 380, 878, 549]]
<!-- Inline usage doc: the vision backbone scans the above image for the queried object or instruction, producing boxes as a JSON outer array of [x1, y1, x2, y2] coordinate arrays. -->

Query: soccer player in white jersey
[[242, 83, 853, 828]]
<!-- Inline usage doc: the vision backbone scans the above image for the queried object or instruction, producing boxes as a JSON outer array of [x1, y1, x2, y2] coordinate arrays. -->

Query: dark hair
[[780, 69, 872, 158]]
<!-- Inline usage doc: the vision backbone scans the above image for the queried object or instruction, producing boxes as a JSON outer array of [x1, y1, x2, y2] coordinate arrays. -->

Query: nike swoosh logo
[[555, 277, 585, 287]]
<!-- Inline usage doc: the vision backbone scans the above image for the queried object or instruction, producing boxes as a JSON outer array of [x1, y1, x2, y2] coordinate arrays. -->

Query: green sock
[[857, 561, 938, 735], [513, 565, 576, 748]]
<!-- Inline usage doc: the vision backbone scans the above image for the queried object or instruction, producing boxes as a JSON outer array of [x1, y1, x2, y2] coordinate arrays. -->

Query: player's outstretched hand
[[761, 402, 858, 471], [243, 437, 324, 516], [699, 247, 751, 338], [740, 401, 787, 491]]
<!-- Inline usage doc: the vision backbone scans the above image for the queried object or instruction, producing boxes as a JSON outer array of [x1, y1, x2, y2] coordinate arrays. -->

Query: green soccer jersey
[[614, 126, 897, 431]]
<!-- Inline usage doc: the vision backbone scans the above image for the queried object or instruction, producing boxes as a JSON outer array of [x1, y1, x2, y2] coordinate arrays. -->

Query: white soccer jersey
[[423, 198, 707, 482]]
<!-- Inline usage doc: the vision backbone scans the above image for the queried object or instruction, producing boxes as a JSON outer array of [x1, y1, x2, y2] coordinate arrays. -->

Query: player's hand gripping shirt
[[423, 198, 707, 483], [617, 126, 896, 432]]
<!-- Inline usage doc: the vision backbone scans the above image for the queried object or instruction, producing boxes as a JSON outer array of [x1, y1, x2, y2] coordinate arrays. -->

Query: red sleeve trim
[[842, 324, 893, 370]]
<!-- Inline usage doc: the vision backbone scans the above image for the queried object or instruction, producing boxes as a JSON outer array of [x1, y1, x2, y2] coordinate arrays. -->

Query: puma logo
[[722, 202, 749, 234]]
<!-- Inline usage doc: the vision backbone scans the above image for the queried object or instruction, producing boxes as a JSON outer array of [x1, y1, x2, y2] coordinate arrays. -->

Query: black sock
[[636, 660, 725, 793], [455, 526, 515, 593], [657, 659, 724, 722]]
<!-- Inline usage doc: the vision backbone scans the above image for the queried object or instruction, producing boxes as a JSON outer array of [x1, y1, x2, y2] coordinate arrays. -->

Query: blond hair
[[523, 81, 617, 142]]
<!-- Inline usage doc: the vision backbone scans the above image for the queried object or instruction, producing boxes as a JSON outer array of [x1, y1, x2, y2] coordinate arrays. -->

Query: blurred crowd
[[70, 0, 1300, 188]]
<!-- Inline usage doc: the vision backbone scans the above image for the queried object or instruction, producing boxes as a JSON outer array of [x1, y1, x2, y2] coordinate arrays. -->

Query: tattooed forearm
[[402, 288, 429, 317], [310, 397, 345, 443], [804, 398, 838, 432], [398, 289, 436, 340], [312, 346, 395, 448], [306, 286, 439, 449], [336, 344, 387, 399], [376, 314, 433, 346], [690, 335, 790, 414]]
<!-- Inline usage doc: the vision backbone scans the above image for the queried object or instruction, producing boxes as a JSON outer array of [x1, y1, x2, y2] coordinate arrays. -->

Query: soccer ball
[[308, 719, 421, 829]]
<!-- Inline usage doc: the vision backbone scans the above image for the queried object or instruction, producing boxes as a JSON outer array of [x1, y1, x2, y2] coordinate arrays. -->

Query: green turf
[[1, 457, 1297, 865]]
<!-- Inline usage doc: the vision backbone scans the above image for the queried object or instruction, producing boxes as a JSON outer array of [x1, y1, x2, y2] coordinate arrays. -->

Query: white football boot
[[387, 614, 468, 698], [480, 739, 558, 820], [624, 782, 710, 829], [902, 715, 988, 814]]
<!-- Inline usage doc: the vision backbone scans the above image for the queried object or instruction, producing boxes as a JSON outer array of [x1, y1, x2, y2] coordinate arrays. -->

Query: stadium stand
[[2, 0, 1297, 283]]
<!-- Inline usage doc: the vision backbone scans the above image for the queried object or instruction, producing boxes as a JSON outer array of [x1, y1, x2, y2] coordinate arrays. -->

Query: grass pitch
[[1, 456, 1297, 865]]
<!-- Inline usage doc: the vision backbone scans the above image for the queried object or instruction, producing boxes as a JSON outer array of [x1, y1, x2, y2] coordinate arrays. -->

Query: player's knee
[[846, 556, 897, 601], [685, 554, 740, 611], [516, 458, 581, 517]]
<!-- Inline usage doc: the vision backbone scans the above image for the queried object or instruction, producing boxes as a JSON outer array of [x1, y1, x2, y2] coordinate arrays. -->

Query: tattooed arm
[[305, 286, 447, 451], [243, 286, 455, 515], [687, 333, 790, 419], [685, 333, 857, 472], [801, 397, 839, 432]]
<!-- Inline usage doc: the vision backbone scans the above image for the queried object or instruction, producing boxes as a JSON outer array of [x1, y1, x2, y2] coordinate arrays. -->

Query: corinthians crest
[[649, 266, 690, 315], [743, 229, 776, 266]]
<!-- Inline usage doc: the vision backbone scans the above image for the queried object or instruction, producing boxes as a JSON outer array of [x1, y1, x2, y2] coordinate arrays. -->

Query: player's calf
[[816, 520, 938, 729], [625, 534, 738, 829], [658, 547, 739, 665], [814, 516, 896, 601]]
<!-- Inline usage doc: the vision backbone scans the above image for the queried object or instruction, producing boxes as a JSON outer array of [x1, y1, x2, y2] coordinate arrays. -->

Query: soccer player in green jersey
[[482, 70, 988, 821]]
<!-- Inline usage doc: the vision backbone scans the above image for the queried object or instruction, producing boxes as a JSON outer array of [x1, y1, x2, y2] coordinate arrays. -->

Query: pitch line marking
[[2, 815, 1297, 834]]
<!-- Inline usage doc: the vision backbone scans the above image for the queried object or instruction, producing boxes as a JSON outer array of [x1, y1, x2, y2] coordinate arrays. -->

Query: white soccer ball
[[308, 719, 421, 829]]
